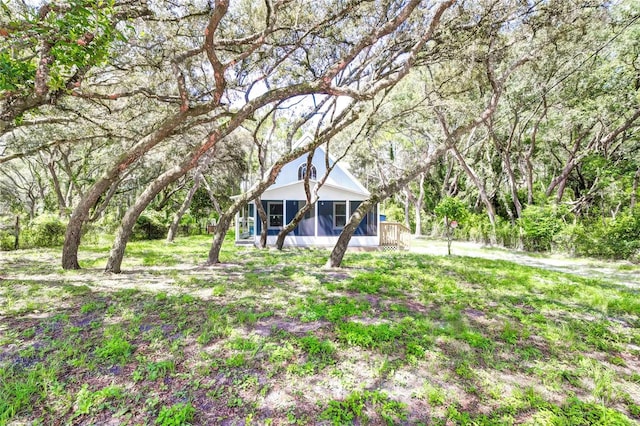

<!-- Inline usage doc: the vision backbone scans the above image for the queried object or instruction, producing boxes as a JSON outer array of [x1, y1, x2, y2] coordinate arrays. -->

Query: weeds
[[321, 390, 407, 425], [155, 402, 195, 425], [0, 235, 637, 424], [94, 328, 134, 364], [74, 384, 125, 416]]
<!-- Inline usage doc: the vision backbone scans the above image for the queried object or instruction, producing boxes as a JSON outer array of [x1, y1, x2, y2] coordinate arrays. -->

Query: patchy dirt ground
[[1, 237, 639, 425]]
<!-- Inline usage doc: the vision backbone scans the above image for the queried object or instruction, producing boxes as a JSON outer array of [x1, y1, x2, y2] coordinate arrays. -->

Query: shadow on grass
[[1, 237, 638, 425]]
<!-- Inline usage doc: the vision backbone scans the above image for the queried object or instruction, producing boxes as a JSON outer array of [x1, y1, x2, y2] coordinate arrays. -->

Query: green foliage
[[155, 402, 195, 426], [0, 0, 122, 94], [94, 328, 133, 364], [178, 213, 197, 227], [348, 272, 406, 296], [383, 203, 405, 224], [518, 204, 570, 252], [133, 359, 175, 381], [435, 196, 469, 254], [320, 390, 407, 425], [573, 212, 640, 260], [533, 397, 634, 425], [133, 212, 168, 240], [22, 214, 66, 248], [291, 297, 370, 322], [296, 334, 336, 370], [1, 235, 639, 424], [460, 213, 495, 245], [0, 52, 36, 93], [189, 188, 214, 221], [0, 230, 15, 251], [425, 384, 446, 406], [225, 353, 246, 368], [0, 366, 45, 424], [336, 322, 405, 350], [80, 301, 105, 314], [74, 384, 124, 415], [435, 197, 468, 223]]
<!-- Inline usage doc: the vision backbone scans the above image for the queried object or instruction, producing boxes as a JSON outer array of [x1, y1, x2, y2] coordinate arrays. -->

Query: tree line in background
[[0, 0, 639, 268]]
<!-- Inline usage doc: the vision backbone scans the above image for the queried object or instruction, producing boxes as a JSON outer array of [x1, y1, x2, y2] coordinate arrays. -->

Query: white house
[[235, 138, 379, 247]]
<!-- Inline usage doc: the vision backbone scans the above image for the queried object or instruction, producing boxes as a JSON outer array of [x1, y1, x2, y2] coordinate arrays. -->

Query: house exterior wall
[[236, 139, 379, 247], [263, 234, 378, 247], [317, 201, 341, 236], [256, 200, 284, 236], [351, 201, 378, 236], [255, 199, 377, 239]]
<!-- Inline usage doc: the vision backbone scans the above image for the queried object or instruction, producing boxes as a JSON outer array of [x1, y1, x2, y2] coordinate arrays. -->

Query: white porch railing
[[379, 222, 411, 250]]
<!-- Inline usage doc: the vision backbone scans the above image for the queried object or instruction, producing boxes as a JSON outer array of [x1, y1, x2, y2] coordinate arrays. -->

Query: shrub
[[495, 217, 519, 248], [384, 203, 406, 224], [435, 197, 468, 255], [0, 230, 15, 251], [178, 213, 200, 236], [534, 397, 634, 425], [22, 214, 66, 248], [133, 212, 167, 240], [518, 204, 570, 252], [463, 213, 494, 245], [573, 212, 640, 260]]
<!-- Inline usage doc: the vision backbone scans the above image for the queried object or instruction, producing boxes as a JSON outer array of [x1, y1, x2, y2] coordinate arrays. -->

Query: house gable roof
[[269, 134, 370, 197]]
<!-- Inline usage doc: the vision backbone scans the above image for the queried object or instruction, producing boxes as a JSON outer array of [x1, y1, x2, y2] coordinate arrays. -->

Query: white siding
[[271, 146, 369, 197]]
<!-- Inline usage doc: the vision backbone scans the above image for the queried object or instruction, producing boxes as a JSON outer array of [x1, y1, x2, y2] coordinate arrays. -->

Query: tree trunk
[[414, 172, 425, 236], [450, 144, 497, 227], [14, 215, 19, 250], [89, 176, 125, 222], [327, 49, 523, 268], [276, 146, 341, 250], [525, 155, 535, 205], [546, 155, 581, 202], [62, 110, 195, 269], [255, 197, 268, 248], [526, 116, 542, 205], [326, 198, 376, 268], [489, 115, 522, 218], [207, 110, 362, 263], [62, 178, 116, 269], [631, 167, 639, 213], [207, 182, 276, 264], [105, 133, 222, 272], [444, 216, 452, 255], [327, 145, 448, 268], [502, 152, 522, 218], [555, 174, 570, 203], [167, 172, 202, 243], [208, 212, 235, 264], [105, 164, 189, 273], [46, 160, 67, 217], [275, 202, 313, 250], [403, 191, 411, 230], [500, 191, 515, 225], [414, 202, 422, 236]]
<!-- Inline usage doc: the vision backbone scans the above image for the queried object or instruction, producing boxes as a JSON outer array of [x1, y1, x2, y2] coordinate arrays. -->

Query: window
[[268, 201, 283, 229], [297, 163, 317, 180], [333, 201, 347, 228]]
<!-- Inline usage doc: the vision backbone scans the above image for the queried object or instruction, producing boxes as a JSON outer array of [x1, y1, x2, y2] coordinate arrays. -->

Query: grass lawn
[[1, 235, 639, 425]]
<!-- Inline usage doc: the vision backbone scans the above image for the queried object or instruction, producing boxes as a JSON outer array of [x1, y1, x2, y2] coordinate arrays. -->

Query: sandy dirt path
[[410, 238, 640, 289]]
